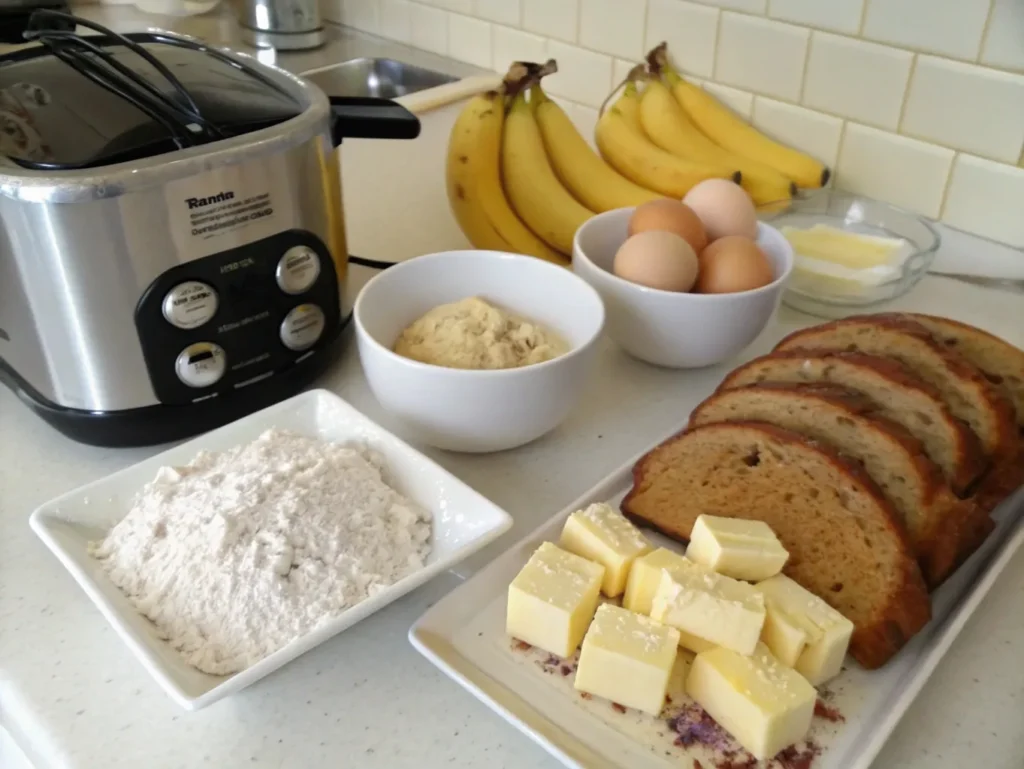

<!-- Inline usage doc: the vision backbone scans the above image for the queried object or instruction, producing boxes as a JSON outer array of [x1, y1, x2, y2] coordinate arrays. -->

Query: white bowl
[[353, 250, 605, 453], [573, 209, 794, 368], [28, 389, 513, 710]]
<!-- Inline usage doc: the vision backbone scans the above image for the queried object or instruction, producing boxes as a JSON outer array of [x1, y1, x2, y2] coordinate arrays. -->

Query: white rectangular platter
[[410, 447, 1024, 769], [30, 389, 513, 711]]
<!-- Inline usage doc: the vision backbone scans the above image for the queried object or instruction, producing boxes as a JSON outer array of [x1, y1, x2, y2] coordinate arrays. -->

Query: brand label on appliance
[[164, 161, 298, 260]]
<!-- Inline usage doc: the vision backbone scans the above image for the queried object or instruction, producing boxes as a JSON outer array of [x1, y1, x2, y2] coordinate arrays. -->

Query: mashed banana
[[393, 297, 568, 370]]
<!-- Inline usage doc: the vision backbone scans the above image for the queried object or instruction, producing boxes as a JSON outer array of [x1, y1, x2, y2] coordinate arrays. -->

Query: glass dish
[[757, 191, 940, 318]]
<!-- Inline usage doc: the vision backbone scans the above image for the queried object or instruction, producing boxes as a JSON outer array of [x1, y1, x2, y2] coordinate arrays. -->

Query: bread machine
[[0, 12, 420, 447]]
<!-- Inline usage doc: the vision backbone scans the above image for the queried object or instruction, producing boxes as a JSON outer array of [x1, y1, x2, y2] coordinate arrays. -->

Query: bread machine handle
[[328, 96, 421, 146]]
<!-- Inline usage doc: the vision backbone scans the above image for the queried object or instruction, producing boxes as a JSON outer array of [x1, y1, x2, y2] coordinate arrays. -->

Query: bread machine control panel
[[135, 230, 341, 405]]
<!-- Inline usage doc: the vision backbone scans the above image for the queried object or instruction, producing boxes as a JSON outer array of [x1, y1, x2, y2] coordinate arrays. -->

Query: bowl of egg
[[573, 179, 794, 369]]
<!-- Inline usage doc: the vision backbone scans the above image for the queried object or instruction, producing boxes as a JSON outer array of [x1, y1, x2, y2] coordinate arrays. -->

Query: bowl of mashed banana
[[353, 250, 605, 453]]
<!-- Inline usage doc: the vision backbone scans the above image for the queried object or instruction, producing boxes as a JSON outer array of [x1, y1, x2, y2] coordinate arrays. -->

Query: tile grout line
[[935, 151, 960, 222], [796, 27, 813, 104], [710, 8, 724, 81], [975, 0, 997, 63], [895, 53, 917, 134], [832, 118, 849, 184], [857, 0, 870, 36]]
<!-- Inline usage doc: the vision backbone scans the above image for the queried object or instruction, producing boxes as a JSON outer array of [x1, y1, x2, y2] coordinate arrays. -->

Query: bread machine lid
[[0, 33, 305, 170]]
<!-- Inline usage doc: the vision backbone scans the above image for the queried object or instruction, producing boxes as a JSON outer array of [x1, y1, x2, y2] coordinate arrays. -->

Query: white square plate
[[410, 450, 1024, 769], [29, 389, 513, 711]]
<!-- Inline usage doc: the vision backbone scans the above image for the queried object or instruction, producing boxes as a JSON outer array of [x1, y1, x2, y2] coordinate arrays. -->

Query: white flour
[[89, 428, 432, 675]]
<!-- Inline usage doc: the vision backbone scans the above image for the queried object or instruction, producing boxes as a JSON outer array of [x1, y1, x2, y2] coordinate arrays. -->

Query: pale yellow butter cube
[[559, 502, 652, 597], [756, 574, 854, 686], [506, 541, 605, 658], [685, 514, 789, 582], [574, 603, 680, 715], [622, 547, 690, 615], [686, 643, 816, 761], [650, 560, 765, 655]]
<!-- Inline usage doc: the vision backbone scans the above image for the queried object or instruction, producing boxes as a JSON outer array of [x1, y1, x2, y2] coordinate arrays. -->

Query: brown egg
[[628, 199, 708, 253], [613, 231, 699, 292], [696, 236, 774, 294], [683, 179, 758, 241]]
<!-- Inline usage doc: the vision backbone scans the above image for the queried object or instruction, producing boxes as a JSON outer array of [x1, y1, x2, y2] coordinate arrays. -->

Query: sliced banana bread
[[688, 383, 974, 587], [718, 351, 987, 497], [905, 313, 1024, 430], [620, 421, 931, 669], [774, 315, 1018, 466]]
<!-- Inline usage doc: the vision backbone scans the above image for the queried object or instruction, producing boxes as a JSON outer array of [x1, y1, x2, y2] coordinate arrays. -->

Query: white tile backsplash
[[703, 82, 754, 119], [752, 96, 844, 168], [580, 0, 646, 60], [767, 0, 863, 34], [942, 155, 1024, 248], [522, 0, 578, 44], [645, 0, 719, 79], [475, 0, 520, 27], [346, 0, 1024, 247], [902, 57, 1024, 165], [448, 14, 492, 68], [409, 3, 448, 56], [545, 41, 614, 108], [862, 0, 991, 60], [802, 32, 913, 130], [492, 26, 547, 71], [714, 13, 809, 101], [698, 0, 766, 13], [981, 0, 1024, 73], [377, 0, 411, 43], [836, 123, 954, 217]]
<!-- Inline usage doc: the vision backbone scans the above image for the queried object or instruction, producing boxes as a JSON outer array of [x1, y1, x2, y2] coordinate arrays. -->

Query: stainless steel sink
[[302, 57, 460, 99]]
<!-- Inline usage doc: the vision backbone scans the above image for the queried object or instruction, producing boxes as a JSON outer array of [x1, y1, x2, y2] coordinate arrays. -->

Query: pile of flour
[[89, 428, 432, 675]]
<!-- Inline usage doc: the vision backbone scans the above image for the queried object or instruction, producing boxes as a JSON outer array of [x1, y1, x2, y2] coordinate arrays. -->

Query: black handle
[[329, 96, 421, 147]]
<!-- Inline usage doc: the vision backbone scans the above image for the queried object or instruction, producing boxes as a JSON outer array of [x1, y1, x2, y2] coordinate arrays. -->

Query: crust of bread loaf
[[775, 314, 1018, 459], [717, 349, 989, 496], [621, 421, 931, 669], [688, 382, 972, 587], [906, 313, 1024, 428]]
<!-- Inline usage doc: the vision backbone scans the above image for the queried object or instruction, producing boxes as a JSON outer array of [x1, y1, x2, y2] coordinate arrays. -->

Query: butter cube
[[574, 604, 680, 715], [650, 561, 765, 655], [686, 643, 816, 761], [559, 503, 653, 597], [506, 541, 605, 658], [756, 574, 854, 686], [623, 547, 690, 615], [685, 515, 789, 582]]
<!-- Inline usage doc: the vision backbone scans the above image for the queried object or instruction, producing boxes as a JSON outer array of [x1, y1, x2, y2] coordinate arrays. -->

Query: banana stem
[[530, 83, 550, 106], [600, 63, 645, 116]]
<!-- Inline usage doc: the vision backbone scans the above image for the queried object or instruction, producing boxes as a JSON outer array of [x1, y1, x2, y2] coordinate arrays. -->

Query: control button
[[276, 246, 321, 295], [175, 342, 227, 388], [280, 304, 326, 351], [162, 281, 219, 329]]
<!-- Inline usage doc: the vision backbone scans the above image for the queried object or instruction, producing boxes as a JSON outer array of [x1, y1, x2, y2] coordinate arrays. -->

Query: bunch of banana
[[446, 61, 681, 264], [643, 42, 830, 192]]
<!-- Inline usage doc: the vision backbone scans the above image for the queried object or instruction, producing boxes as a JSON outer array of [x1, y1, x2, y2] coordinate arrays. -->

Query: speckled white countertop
[[2, 8, 1024, 769]]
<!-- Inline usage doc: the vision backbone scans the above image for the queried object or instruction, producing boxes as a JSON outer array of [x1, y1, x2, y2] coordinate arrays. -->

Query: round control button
[[175, 342, 227, 388], [162, 281, 218, 329], [276, 246, 321, 295], [280, 304, 326, 351]]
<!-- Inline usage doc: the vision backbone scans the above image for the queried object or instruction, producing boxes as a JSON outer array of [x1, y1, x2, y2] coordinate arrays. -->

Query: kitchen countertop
[[2, 7, 1024, 769]]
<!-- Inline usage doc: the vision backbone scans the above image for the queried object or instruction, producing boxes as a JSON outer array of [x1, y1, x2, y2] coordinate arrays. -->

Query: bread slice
[[718, 350, 987, 497], [621, 421, 931, 669], [905, 313, 1024, 430], [774, 314, 1018, 465], [688, 383, 974, 587]]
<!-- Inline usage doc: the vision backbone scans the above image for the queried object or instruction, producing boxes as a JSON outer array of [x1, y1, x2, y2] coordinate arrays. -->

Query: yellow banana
[[532, 84, 663, 212], [663, 64, 828, 189], [446, 89, 568, 265], [638, 78, 795, 206], [595, 82, 741, 199], [502, 91, 595, 255]]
